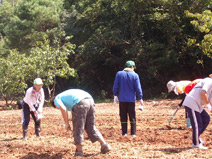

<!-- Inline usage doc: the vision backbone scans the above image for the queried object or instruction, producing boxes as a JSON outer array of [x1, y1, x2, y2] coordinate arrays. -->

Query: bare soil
[[1, 99, 212, 159]]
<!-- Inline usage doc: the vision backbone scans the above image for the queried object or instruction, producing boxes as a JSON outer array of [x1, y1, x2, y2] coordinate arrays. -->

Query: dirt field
[[1, 99, 212, 159]]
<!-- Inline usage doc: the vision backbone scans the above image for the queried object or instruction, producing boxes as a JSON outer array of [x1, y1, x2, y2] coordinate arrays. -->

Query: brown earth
[[1, 99, 212, 159]]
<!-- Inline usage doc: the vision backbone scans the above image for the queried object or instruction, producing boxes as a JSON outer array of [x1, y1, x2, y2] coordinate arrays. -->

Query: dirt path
[[1, 99, 212, 158]]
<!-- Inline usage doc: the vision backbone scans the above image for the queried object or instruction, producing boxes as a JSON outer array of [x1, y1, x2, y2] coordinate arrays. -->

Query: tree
[[0, 34, 76, 107], [29, 34, 76, 98], [61, 0, 212, 99], [0, 50, 28, 107], [4, 0, 64, 52], [186, 10, 212, 59]]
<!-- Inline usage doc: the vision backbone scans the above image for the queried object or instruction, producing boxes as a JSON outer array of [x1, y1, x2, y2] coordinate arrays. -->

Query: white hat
[[33, 78, 43, 85], [167, 80, 176, 93]]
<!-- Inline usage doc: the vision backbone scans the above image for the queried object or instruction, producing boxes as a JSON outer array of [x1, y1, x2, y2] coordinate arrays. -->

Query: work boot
[[23, 129, 27, 140], [35, 128, 41, 137], [74, 150, 83, 157]]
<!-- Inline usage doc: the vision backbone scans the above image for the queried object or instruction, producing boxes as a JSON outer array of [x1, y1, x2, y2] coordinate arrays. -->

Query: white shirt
[[23, 87, 45, 112], [183, 77, 212, 112]]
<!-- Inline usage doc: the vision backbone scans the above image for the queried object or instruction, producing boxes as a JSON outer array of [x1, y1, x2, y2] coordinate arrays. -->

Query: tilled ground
[[1, 99, 212, 158]]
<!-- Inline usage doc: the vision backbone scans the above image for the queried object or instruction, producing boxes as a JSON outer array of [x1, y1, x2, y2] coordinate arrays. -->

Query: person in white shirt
[[167, 80, 191, 128], [183, 77, 212, 149], [22, 78, 45, 140]]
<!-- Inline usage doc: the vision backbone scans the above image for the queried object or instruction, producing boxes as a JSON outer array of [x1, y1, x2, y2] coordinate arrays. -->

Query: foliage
[[186, 10, 212, 59], [0, 1, 13, 36], [2, 0, 212, 104], [3, 0, 64, 52], [29, 35, 76, 98], [0, 50, 28, 106], [0, 35, 76, 106], [64, 0, 212, 98]]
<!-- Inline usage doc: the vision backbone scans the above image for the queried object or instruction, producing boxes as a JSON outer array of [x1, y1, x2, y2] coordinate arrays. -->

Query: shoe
[[22, 129, 27, 141], [74, 150, 83, 157], [192, 143, 208, 149], [131, 135, 136, 137], [101, 143, 111, 154], [22, 136, 27, 141], [35, 128, 41, 137], [122, 134, 127, 136], [189, 135, 204, 144]]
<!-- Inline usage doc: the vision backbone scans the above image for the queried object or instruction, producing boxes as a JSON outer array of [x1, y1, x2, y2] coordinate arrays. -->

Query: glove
[[65, 124, 71, 131], [36, 112, 43, 121], [114, 96, 119, 104], [206, 103, 212, 111], [138, 105, 143, 111], [140, 99, 144, 105]]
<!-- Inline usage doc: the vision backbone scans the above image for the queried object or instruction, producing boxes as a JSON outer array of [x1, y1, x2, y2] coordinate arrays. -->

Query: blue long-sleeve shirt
[[113, 69, 143, 102]]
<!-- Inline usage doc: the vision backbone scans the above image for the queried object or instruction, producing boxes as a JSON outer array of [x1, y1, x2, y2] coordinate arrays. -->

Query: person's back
[[114, 69, 141, 102], [186, 77, 212, 110], [54, 89, 92, 111], [167, 80, 191, 95]]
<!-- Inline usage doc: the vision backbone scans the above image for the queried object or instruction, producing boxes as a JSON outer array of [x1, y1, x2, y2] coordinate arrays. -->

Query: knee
[[35, 121, 41, 127], [23, 119, 30, 126]]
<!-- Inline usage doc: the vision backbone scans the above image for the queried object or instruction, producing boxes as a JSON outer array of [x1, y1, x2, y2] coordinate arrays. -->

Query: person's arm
[[178, 94, 186, 107], [59, 106, 71, 130], [113, 73, 119, 104], [113, 73, 119, 96], [57, 99, 71, 130], [201, 90, 210, 104], [24, 88, 37, 113], [135, 75, 143, 102], [38, 88, 45, 113], [201, 90, 211, 111]]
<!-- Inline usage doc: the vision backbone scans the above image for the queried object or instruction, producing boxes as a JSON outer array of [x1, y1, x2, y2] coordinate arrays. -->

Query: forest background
[[1, 0, 212, 107]]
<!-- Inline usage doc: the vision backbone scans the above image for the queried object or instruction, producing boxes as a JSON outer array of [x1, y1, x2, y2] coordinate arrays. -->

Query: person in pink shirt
[[22, 78, 45, 140]]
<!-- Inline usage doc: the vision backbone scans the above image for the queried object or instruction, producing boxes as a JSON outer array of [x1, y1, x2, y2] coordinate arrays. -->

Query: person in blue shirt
[[113, 60, 144, 137], [51, 89, 111, 157]]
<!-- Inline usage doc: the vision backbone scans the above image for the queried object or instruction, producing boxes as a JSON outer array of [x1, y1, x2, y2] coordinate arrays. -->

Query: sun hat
[[33, 78, 43, 85], [167, 80, 176, 93], [125, 60, 136, 69]]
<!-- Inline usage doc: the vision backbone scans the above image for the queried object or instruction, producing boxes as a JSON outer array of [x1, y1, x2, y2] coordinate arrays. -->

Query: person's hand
[[65, 124, 71, 131], [114, 96, 119, 104], [34, 110, 38, 117], [138, 99, 144, 111], [138, 105, 143, 111], [206, 103, 212, 111], [37, 112, 43, 120]]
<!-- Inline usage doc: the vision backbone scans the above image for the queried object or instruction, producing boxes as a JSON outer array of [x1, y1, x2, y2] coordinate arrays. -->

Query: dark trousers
[[119, 102, 136, 135], [22, 101, 40, 131], [185, 106, 210, 145]]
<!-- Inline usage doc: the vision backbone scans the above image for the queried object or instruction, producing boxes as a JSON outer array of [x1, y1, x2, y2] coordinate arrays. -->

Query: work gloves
[[114, 96, 119, 104], [113, 96, 144, 111], [138, 99, 144, 111], [138, 105, 143, 111], [206, 103, 212, 111]]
